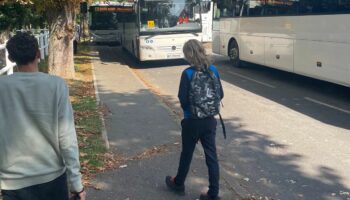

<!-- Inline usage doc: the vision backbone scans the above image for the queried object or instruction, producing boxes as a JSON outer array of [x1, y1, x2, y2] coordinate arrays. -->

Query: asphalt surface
[[88, 44, 350, 200], [87, 45, 237, 200]]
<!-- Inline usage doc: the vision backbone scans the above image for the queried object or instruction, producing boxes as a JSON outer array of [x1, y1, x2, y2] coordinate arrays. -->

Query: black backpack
[[186, 66, 226, 139], [187, 68, 221, 119]]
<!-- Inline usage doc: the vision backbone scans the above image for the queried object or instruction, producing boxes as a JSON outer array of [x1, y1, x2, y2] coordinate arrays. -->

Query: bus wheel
[[228, 41, 240, 67]]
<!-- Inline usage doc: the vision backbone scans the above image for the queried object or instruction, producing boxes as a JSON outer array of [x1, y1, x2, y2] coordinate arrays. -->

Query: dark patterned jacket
[[178, 65, 224, 119]]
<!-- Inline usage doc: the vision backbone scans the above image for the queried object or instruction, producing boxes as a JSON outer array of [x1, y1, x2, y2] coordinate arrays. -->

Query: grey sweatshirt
[[0, 72, 83, 192]]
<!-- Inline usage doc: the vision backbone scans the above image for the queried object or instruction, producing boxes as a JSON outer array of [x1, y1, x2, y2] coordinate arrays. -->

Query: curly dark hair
[[6, 32, 39, 66]]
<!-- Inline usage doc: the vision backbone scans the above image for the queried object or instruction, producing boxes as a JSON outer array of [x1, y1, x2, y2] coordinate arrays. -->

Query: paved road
[[89, 45, 350, 200], [88, 45, 237, 200]]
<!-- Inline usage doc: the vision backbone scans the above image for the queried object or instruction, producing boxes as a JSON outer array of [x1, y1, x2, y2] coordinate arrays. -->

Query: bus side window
[[298, 0, 350, 15], [243, 0, 265, 17], [213, 3, 220, 20], [262, 1, 297, 16], [338, 0, 350, 13], [218, 0, 234, 17], [216, 0, 246, 18]]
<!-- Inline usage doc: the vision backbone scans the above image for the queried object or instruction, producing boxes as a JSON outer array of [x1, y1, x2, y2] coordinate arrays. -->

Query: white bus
[[89, 2, 133, 44], [198, 0, 214, 42], [213, 0, 350, 87], [120, 0, 203, 61]]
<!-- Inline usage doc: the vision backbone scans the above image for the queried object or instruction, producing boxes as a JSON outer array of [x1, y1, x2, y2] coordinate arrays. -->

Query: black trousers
[[175, 117, 220, 198], [1, 173, 69, 200]]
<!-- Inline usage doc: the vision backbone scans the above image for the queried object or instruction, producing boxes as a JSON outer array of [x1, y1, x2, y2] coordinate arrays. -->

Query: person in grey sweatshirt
[[0, 32, 86, 200]]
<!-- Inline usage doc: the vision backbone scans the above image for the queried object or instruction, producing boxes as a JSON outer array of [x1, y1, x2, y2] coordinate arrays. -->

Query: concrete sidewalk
[[86, 46, 238, 200]]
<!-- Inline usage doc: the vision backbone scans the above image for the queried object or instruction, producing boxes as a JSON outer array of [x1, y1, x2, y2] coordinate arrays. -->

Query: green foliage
[[0, 0, 83, 31], [73, 96, 102, 133], [31, 0, 82, 11], [0, 3, 44, 31], [38, 58, 48, 73], [72, 94, 106, 170]]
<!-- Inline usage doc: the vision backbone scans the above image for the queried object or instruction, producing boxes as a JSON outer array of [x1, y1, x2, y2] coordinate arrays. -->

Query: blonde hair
[[183, 39, 210, 71]]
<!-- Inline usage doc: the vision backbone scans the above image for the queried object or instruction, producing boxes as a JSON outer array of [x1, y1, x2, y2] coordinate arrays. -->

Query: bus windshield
[[90, 8, 119, 30], [139, 0, 202, 33]]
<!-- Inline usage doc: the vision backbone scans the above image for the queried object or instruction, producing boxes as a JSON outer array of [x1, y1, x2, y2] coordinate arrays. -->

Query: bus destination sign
[[95, 7, 133, 12]]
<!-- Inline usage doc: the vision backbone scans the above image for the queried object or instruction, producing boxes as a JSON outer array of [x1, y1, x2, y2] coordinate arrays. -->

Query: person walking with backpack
[[0, 32, 86, 200], [166, 39, 224, 200]]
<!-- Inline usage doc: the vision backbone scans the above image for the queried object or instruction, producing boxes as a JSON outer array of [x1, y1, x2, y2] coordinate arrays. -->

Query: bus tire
[[228, 40, 240, 67]]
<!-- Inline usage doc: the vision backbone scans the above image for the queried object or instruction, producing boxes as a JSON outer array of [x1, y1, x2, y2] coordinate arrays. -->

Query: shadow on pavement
[[87, 88, 236, 199], [87, 45, 350, 200], [217, 117, 350, 200], [97, 87, 180, 156], [212, 55, 350, 130]]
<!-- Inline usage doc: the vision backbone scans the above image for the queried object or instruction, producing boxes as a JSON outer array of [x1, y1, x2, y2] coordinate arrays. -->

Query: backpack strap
[[209, 65, 226, 139], [219, 113, 226, 139], [209, 65, 220, 78], [186, 65, 219, 80], [185, 68, 195, 81]]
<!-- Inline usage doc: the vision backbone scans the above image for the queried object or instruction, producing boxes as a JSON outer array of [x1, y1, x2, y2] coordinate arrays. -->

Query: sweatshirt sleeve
[[178, 70, 190, 111], [58, 82, 83, 193]]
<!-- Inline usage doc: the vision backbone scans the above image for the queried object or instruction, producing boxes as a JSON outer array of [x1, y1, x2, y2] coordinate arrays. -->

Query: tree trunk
[[82, 15, 89, 38], [0, 31, 10, 69], [82, 0, 94, 38], [47, 2, 76, 79], [0, 31, 10, 44]]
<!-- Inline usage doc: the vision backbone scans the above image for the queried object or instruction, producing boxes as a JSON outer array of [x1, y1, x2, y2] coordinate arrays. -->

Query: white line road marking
[[227, 71, 276, 88], [305, 97, 350, 115]]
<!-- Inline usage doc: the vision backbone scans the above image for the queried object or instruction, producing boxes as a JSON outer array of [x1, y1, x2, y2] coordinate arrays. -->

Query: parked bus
[[120, 0, 203, 61], [213, 0, 350, 87], [89, 2, 133, 44], [198, 0, 213, 42]]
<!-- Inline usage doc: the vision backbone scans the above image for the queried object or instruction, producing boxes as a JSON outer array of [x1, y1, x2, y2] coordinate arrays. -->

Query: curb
[[91, 50, 110, 150]]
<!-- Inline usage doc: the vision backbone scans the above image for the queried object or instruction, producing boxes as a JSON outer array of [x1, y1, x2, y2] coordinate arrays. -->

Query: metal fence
[[0, 29, 49, 75]]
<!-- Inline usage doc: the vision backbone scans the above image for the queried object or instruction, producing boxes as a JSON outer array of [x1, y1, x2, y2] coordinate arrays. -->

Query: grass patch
[[70, 43, 107, 185], [73, 96, 102, 134], [79, 134, 106, 171]]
